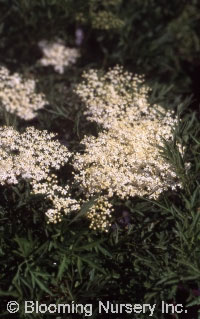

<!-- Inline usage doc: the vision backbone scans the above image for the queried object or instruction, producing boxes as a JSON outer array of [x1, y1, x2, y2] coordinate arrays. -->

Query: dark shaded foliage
[[0, 1, 200, 318]]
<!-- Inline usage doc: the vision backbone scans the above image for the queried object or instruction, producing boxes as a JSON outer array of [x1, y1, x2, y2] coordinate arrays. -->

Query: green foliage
[[0, 0, 200, 93], [0, 110, 200, 318], [0, 1, 200, 318]]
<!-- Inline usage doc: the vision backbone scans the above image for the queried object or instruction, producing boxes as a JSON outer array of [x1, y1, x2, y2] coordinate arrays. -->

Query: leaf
[[77, 257, 82, 281], [77, 255, 106, 274], [0, 289, 18, 297], [34, 275, 53, 296], [68, 195, 99, 225], [98, 245, 112, 257], [73, 238, 105, 251], [57, 255, 67, 281], [14, 236, 32, 258]]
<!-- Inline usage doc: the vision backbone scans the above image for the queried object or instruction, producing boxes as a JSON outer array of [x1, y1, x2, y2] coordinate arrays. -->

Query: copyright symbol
[[7, 301, 19, 313]]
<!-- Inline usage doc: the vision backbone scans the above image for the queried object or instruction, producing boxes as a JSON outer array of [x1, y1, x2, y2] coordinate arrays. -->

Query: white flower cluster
[[73, 66, 183, 230], [0, 126, 80, 222], [73, 117, 181, 200], [0, 66, 47, 120], [87, 196, 114, 232], [32, 174, 80, 223], [38, 39, 80, 74], [75, 65, 149, 129]]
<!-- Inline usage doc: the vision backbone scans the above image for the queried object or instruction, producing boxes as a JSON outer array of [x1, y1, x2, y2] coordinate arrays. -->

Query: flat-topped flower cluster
[[0, 126, 80, 223], [73, 66, 184, 230], [76, 65, 149, 129], [38, 39, 80, 74], [0, 65, 187, 231], [0, 66, 47, 120]]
